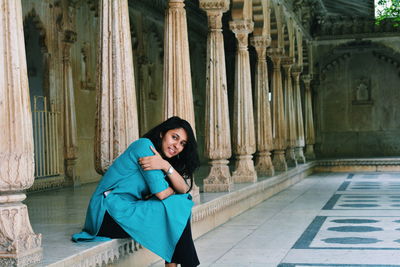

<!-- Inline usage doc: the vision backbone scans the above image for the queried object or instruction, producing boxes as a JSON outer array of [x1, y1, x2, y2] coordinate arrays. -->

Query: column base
[[0, 203, 42, 267], [232, 155, 257, 183], [305, 144, 316, 160], [285, 147, 298, 167], [295, 147, 306, 164], [65, 158, 80, 186], [272, 150, 288, 172], [203, 160, 233, 192], [255, 151, 275, 177]]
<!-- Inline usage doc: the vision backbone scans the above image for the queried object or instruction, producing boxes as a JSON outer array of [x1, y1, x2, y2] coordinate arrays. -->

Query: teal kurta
[[72, 138, 194, 262]]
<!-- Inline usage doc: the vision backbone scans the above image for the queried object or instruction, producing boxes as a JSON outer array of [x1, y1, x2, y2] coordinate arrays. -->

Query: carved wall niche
[[352, 77, 373, 105]]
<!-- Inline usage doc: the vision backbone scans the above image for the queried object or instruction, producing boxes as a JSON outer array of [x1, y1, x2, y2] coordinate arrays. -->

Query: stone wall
[[313, 37, 400, 158]]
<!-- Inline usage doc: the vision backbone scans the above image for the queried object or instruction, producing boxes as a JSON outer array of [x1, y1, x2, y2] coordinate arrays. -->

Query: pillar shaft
[[200, 0, 233, 192], [292, 68, 306, 163], [229, 19, 257, 183], [61, 3, 79, 184], [163, 0, 200, 200], [250, 35, 274, 177], [269, 50, 288, 171], [95, 0, 139, 174], [163, 0, 195, 128], [303, 75, 316, 160], [0, 0, 42, 265], [282, 58, 297, 168]]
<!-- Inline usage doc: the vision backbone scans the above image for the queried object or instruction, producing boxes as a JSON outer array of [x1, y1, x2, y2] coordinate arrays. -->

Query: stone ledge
[[315, 158, 400, 172], [36, 158, 400, 266], [46, 162, 316, 267]]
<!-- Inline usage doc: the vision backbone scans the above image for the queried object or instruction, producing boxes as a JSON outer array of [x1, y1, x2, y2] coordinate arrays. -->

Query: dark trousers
[[98, 211, 199, 267]]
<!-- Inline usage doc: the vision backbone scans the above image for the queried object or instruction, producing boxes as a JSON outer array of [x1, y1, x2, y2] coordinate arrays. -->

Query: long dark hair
[[142, 116, 200, 192]]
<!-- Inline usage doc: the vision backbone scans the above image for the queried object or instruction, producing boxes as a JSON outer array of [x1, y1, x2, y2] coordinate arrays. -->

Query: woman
[[72, 116, 200, 267]]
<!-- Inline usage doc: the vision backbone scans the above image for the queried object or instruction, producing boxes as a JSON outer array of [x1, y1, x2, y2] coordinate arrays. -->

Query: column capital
[[302, 74, 313, 85], [168, 0, 185, 7], [281, 56, 295, 68], [229, 19, 253, 48], [250, 35, 271, 49], [291, 64, 303, 75], [267, 47, 284, 57], [199, 0, 230, 12]]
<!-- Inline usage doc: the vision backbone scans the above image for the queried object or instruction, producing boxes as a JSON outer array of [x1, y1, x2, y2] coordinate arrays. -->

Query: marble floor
[[151, 172, 400, 267]]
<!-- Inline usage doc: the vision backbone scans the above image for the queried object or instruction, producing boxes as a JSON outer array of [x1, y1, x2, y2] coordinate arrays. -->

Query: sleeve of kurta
[[129, 138, 169, 194]]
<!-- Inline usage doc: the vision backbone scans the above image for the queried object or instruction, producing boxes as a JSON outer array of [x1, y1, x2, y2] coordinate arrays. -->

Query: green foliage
[[376, 0, 400, 26]]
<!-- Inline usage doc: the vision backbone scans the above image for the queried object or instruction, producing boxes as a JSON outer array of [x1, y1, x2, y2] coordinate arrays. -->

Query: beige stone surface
[[200, 0, 233, 192], [0, 0, 42, 264], [251, 34, 275, 177], [94, 0, 139, 175], [230, 18, 257, 183]]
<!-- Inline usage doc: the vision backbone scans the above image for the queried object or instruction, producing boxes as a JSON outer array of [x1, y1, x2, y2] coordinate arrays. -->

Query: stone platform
[[25, 158, 400, 266]]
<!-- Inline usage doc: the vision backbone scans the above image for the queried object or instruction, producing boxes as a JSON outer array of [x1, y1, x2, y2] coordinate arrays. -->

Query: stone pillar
[[250, 36, 274, 177], [303, 75, 316, 160], [229, 19, 257, 183], [60, 3, 79, 185], [95, 0, 139, 174], [292, 67, 306, 163], [282, 58, 297, 168], [269, 49, 288, 171], [0, 0, 42, 265], [200, 0, 233, 192], [163, 0, 200, 200]]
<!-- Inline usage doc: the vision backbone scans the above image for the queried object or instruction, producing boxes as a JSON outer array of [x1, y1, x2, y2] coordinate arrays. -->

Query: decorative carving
[[229, 20, 254, 48], [163, 0, 200, 199], [303, 75, 316, 160], [201, 2, 233, 192], [95, 0, 139, 174], [199, 0, 230, 11], [269, 54, 288, 171], [282, 61, 297, 168], [0, 0, 42, 262], [80, 42, 95, 90], [230, 18, 257, 183], [352, 77, 373, 105], [250, 35, 274, 177], [292, 69, 306, 163]]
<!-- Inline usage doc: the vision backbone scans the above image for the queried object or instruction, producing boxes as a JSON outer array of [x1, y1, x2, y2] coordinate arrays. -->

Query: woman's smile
[[161, 128, 188, 158]]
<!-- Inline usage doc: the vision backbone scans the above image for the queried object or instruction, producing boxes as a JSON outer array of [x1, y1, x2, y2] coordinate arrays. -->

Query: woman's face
[[161, 128, 188, 158]]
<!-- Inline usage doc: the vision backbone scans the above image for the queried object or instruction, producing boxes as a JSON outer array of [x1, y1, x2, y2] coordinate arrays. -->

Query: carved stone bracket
[[229, 20, 254, 48], [199, 0, 229, 12]]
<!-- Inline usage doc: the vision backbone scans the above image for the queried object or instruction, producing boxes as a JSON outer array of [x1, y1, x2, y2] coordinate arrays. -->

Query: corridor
[[153, 172, 400, 266]]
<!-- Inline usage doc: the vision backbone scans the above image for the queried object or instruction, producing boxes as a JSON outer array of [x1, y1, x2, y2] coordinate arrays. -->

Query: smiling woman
[[72, 117, 200, 267]]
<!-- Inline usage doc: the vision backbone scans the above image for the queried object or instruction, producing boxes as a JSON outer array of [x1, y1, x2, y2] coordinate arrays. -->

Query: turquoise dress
[[72, 138, 194, 262]]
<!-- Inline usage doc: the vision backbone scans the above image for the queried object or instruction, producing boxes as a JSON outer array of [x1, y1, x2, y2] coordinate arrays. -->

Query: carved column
[[163, 0, 200, 200], [229, 20, 257, 183], [60, 3, 79, 185], [0, 0, 42, 265], [282, 58, 297, 168], [269, 49, 288, 171], [303, 75, 316, 160], [292, 67, 306, 163], [95, 0, 139, 174], [250, 36, 274, 177], [200, 0, 233, 192]]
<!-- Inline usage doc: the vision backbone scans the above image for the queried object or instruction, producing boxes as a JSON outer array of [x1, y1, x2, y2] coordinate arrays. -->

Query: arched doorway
[[24, 11, 60, 179]]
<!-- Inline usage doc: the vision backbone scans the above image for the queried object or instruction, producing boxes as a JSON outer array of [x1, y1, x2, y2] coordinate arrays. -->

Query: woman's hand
[[138, 146, 170, 171]]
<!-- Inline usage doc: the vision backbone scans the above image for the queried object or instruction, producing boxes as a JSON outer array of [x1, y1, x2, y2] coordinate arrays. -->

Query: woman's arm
[[154, 186, 175, 200], [138, 146, 189, 194]]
